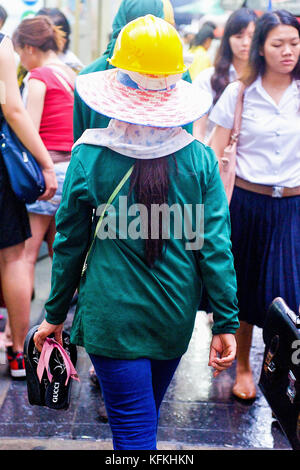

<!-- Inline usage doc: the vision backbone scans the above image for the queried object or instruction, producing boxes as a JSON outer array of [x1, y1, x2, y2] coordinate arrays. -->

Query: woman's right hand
[[39, 168, 58, 201], [34, 319, 64, 352]]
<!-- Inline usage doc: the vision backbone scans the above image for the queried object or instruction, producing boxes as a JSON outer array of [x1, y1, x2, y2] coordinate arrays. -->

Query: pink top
[[28, 66, 74, 152]]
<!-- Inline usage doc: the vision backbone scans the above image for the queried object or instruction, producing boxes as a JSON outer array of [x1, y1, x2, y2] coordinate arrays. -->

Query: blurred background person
[[0, 5, 7, 31], [17, 7, 83, 91], [180, 23, 196, 53], [36, 7, 84, 73], [209, 9, 300, 401], [193, 8, 257, 142], [0, 32, 57, 378], [188, 23, 216, 81], [161, 0, 175, 25], [12, 16, 76, 307]]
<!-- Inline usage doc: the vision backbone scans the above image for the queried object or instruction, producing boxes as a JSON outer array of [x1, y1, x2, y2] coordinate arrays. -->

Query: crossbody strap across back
[[81, 164, 134, 277]]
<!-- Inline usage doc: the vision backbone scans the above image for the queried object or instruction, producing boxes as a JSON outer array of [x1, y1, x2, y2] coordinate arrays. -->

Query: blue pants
[[89, 355, 181, 450]]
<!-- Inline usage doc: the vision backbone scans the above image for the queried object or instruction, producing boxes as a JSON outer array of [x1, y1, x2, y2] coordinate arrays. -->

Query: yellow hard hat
[[108, 14, 187, 75]]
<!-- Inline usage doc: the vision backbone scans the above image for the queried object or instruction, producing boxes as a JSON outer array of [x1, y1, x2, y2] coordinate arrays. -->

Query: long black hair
[[129, 157, 170, 268], [243, 9, 300, 85], [211, 7, 257, 104]]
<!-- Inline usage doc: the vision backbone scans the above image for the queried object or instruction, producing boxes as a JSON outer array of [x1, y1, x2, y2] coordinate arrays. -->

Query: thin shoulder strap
[[231, 81, 246, 140], [45, 65, 75, 92]]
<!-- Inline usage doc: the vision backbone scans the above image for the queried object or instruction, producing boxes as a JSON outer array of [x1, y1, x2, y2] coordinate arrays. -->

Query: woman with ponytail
[[33, 16, 239, 450], [12, 16, 76, 300]]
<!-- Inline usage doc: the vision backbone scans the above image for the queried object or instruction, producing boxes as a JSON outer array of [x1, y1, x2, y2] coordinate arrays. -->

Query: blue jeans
[[89, 355, 181, 450]]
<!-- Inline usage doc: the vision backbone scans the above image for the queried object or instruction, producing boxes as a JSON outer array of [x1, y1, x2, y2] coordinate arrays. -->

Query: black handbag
[[259, 297, 300, 450], [0, 120, 45, 204]]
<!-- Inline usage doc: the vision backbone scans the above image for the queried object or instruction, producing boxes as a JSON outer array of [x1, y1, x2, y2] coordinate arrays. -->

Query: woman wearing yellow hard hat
[[74, 0, 193, 391], [73, 0, 193, 142], [34, 15, 239, 450]]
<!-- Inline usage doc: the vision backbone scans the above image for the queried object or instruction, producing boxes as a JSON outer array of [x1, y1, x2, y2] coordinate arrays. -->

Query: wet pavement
[[0, 256, 293, 451]]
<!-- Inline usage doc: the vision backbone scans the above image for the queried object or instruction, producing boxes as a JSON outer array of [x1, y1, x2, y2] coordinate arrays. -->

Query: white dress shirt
[[193, 64, 237, 102], [209, 75, 300, 187]]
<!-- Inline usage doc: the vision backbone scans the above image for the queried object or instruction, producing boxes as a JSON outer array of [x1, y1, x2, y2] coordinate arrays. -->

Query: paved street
[[0, 255, 292, 451]]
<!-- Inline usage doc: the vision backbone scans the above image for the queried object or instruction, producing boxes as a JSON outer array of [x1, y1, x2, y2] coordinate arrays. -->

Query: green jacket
[[45, 141, 239, 360], [73, 0, 193, 142]]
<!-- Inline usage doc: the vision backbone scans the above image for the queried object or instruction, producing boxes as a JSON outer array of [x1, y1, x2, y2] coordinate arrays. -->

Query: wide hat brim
[[75, 69, 212, 128]]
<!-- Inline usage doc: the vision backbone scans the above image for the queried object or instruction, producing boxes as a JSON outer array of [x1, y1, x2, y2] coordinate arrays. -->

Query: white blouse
[[209, 75, 300, 188], [193, 64, 237, 102]]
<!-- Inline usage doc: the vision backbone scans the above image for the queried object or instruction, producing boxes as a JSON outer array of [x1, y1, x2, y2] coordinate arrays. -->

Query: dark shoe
[[89, 365, 100, 389], [6, 347, 26, 379], [24, 325, 78, 408], [98, 403, 108, 423]]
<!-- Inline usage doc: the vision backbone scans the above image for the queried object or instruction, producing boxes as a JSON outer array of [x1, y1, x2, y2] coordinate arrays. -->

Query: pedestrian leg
[[25, 213, 52, 295], [232, 320, 256, 400], [0, 242, 31, 352], [89, 356, 158, 450]]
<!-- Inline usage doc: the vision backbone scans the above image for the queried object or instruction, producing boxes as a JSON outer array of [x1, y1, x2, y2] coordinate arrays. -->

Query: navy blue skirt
[[230, 186, 300, 328]]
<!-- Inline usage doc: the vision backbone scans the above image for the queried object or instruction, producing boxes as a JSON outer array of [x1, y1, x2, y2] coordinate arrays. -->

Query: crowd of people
[[0, 0, 299, 451]]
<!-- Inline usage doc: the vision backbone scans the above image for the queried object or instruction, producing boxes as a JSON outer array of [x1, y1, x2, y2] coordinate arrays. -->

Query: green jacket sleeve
[[198, 153, 239, 335], [45, 150, 93, 325], [73, 88, 85, 144]]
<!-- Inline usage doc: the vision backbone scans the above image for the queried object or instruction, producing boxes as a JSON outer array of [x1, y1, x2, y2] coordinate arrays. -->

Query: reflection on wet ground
[[0, 311, 292, 450]]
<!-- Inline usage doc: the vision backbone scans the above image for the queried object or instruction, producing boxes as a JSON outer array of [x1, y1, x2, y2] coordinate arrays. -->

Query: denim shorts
[[26, 161, 69, 216]]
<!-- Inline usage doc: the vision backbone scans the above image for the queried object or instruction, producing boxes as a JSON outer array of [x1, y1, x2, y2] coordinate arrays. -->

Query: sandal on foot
[[24, 326, 78, 407], [38, 337, 79, 410], [232, 384, 257, 402]]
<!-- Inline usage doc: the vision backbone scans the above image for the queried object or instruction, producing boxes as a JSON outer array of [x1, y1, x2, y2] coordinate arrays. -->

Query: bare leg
[[0, 243, 31, 352], [25, 213, 53, 294], [232, 320, 256, 400], [44, 216, 56, 259], [3, 319, 12, 347]]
